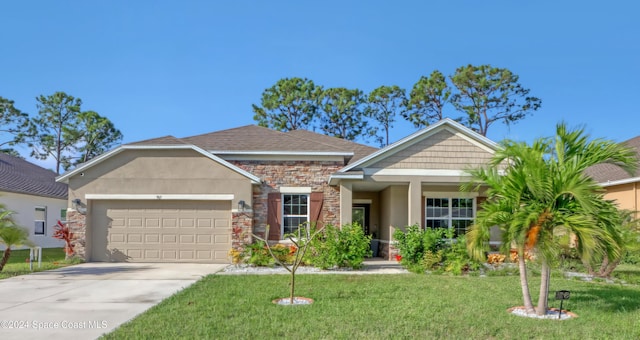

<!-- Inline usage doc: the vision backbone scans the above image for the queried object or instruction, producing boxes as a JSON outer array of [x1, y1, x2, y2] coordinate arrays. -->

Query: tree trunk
[[518, 253, 535, 313], [536, 260, 550, 315], [0, 248, 12, 272], [599, 258, 621, 278], [290, 270, 296, 305]]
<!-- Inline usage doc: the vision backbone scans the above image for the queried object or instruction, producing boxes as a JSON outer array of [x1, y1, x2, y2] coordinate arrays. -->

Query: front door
[[352, 205, 370, 235]]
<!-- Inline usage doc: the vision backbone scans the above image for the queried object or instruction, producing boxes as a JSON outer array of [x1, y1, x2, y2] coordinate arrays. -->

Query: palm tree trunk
[[518, 253, 535, 313], [0, 248, 12, 272], [536, 260, 550, 315]]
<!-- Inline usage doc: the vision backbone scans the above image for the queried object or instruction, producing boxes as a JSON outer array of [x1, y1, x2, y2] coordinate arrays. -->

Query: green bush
[[245, 240, 275, 267], [394, 226, 480, 275], [307, 223, 371, 269]]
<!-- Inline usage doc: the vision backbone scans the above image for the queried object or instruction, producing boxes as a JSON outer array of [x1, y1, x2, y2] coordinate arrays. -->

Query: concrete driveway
[[0, 262, 227, 340]]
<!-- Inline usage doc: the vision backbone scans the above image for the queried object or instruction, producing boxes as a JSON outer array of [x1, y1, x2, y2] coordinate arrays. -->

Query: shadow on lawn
[[569, 285, 640, 313]]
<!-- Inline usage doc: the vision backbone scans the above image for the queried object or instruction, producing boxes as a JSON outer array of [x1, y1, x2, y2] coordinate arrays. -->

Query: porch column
[[340, 181, 353, 226], [408, 179, 422, 226]]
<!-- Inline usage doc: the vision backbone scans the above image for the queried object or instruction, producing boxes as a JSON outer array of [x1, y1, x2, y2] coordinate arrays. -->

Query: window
[[35, 206, 47, 235], [282, 194, 309, 237], [60, 209, 67, 223], [425, 197, 474, 237]]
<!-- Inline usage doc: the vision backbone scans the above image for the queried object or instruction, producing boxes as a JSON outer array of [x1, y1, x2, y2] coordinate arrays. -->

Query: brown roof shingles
[[585, 135, 640, 183], [181, 125, 378, 165], [0, 153, 68, 199]]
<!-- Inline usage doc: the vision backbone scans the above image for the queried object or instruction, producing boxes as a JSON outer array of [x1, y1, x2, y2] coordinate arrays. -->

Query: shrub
[[307, 223, 371, 269], [245, 240, 275, 267], [394, 226, 480, 275]]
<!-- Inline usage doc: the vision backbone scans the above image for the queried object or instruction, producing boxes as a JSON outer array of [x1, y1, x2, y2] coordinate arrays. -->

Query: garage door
[[90, 200, 231, 263]]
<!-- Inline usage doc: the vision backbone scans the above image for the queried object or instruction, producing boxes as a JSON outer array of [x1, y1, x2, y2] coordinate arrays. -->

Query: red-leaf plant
[[52, 220, 75, 256]]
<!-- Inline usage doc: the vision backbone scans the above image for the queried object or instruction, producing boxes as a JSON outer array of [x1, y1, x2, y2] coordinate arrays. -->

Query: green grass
[[104, 273, 640, 339], [0, 248, 72, 279]]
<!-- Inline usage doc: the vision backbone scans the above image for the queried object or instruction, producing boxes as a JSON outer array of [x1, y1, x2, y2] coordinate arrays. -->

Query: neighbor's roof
[[182, 125, 377, 165], [586, 135, 640, 185], [0, 153, 68, 199]]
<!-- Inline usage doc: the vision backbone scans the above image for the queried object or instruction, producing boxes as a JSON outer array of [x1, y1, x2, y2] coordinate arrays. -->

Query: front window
[[425, 197, 474, 237], [282, 194, 309, 237]]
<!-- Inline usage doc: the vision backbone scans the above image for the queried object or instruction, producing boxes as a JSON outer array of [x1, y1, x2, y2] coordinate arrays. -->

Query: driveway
[[0, 262, 226, 340]]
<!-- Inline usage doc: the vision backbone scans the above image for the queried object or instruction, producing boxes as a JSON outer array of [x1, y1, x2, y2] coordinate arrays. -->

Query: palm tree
[[0, 208, 32, 272], [465, 123, 637, 315]]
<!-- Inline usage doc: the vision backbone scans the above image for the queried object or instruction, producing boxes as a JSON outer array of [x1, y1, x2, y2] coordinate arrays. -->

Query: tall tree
[[318, 87, 368, 141], [0, 96, 32, 156], [404, 70, 451, 128], [450, 64, 541, 136], [366, 85, 407, 147], [465, 123, 636, 315], [73, 111, 123, 166], [30, 92, 82, 174], [252, 77, 323, 131]]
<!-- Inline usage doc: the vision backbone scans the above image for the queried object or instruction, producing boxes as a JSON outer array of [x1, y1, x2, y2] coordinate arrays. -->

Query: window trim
[[281, 193, 310, 239], [34, 206, 47, 236], [423, 194, 476, 237]]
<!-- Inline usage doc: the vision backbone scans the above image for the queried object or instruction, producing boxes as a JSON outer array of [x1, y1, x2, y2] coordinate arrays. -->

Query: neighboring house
[[586, 135, 640, 214], [0, 153, 67, 248], [56, 118, 499, 263]]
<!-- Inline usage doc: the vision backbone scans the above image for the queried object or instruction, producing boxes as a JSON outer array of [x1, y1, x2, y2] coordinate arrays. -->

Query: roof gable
[[339, 118, 499, 172], [56, 144, 261, 184], [0, 153, 68, 199]]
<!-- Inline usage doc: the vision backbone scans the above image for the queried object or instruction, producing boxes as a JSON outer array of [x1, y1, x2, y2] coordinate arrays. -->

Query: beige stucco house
[[586, 135, 640, 215], [56, 118, 498, 263]]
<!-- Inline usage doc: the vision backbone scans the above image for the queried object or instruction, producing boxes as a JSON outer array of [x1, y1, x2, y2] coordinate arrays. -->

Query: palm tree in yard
[[0, 207, 32, 272], [465, 123, 637, 315]]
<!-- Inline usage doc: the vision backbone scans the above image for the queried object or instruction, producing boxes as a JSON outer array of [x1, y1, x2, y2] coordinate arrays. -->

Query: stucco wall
[[369, 129, 493, 170], [0, 191, 66, 248], [604, 182, 640, 214], [67, 149, 253, 207], [378, 185, 408, 241]]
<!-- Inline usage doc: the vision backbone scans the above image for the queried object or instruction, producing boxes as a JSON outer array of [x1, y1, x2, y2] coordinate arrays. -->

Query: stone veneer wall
[[231, 211, 253, 249], [66, 209, 87, 260], [230, 160, 342, 238]]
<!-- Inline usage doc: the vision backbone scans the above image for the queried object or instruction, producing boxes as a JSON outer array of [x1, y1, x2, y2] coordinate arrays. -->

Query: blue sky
[[1, 1, 638, 169]]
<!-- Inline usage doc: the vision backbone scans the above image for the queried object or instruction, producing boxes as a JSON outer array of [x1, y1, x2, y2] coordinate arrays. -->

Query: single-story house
[[0, 153, 67, 248], [586, 135, 640, 215], [56, 118, 500, 263]]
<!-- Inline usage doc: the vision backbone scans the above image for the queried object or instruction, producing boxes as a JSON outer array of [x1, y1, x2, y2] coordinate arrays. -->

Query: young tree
[[366, 85, 407, 146], [252, 77, 323, 131], [0, 207, 32, 272], [0, 96, 32, 156], [465, 123, 636, 315], [73, 111, 123, 166], [318, 87, 368, 141], [30, 92, 82, 174], [403, 70, 451, 128], [450, 65, 541, 136]]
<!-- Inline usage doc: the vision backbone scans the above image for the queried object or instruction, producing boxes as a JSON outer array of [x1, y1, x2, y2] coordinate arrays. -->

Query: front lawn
[[104, 273, 640, 339], [0, 248, 70, 279]]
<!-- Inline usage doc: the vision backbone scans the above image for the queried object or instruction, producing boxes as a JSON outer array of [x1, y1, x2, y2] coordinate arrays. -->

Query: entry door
[[352, 205, 370, 235]]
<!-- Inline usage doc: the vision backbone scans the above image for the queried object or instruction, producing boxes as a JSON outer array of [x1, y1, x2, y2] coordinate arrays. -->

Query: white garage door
[[91, 200, 231, 263]]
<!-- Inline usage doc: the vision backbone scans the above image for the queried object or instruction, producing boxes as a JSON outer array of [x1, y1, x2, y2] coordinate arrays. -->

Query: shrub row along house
[[55, 118, 505, 262]]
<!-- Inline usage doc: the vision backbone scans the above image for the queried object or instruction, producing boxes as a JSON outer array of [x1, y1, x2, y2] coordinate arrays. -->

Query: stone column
[[339, 181, 353, 226], [66, 209, 87, 261]]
